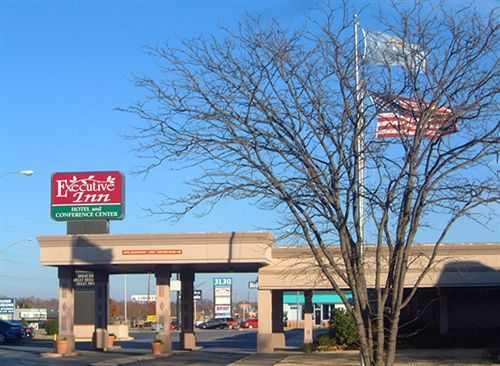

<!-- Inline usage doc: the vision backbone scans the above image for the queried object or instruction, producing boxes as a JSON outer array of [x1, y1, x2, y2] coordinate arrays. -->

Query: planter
[[56, 339, 69, 354], [108, 335, 116, 348], [151, 341, 163, 355]]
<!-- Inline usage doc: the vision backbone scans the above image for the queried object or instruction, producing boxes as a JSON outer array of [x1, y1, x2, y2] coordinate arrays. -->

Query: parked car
[[0, 320, 25, 343], [196, 318, 227, 329], [170, 320, 180, 330], [240, 318, 258, 329], [225, 318, 238, 329], [11, 321, 35, 339], [151, 322, 164, 332]]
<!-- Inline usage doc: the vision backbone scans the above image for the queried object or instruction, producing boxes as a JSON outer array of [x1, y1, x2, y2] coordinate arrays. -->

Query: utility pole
[[124, 274, 128, 324]]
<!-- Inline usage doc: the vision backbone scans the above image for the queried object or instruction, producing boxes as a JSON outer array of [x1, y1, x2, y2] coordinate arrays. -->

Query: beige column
[[303, 290, 313, 344], [257, 289, 273, 353], [155, 270, 172, 353], [439, 288, 449, 335], [180, 271, 196, 350], [58, 267, 75, 354], [272, 290, 285, 349], [92, 271, 109, 351]]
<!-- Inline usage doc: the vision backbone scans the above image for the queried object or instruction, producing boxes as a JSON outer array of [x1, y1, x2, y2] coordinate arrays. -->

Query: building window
[[322, 304, 330, 320]]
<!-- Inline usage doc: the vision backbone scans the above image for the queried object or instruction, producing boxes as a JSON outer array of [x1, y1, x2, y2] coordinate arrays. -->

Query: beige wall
[[259, 244, 500, 290], [37, 232, 500, 290], [38, 232, 274, 268], [74, 324, 129, 340]]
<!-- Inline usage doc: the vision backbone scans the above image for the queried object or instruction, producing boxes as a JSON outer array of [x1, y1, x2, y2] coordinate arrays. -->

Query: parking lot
[[0, 328, 495, 366], [0, 328, 301, 366]]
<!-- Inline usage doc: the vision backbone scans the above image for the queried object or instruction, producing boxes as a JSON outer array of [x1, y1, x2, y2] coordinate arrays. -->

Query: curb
[[41, 352, 79, 358], [89, 353, 170, 366]]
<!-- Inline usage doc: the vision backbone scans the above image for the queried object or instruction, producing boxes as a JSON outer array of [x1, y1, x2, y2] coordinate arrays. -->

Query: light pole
[[124, 274, 128, 325], [0, 170, 34, 178]]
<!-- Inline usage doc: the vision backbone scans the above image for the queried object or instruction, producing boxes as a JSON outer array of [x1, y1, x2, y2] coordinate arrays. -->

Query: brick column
[[92, 271, 109, 351], [303, 290, 313, 344], [180, 271, 196, 350], [257, 289, 273, 353], [272, 290, 285, 349], [58, 267, 75, 354], [155, 270, 172, 353]]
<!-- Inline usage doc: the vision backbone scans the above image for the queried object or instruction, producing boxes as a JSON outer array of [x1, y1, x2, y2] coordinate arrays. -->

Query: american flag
[[370, 92, 457, 138]]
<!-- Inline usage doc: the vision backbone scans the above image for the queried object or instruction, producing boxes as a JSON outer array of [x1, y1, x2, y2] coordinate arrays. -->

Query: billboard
[[131, 295, 156, 303], [51, 171, 124, 221], [214, 305, 231, 318], [15, 308, 47, 321], [0, 298, 15, 315], [213, 277, 232, 318], [215, 296, 231, 305], [214, 287, 231, 296]]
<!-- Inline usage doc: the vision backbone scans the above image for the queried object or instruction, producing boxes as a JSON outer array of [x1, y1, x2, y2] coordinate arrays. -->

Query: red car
[[240, 318, 258, 329], [225, 318, 238, 329]]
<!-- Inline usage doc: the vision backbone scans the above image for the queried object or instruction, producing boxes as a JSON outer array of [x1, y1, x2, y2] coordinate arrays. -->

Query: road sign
[[214, 277, 232, 318], [0, 298, 15, 315], [193, 290, 202, 300], [213, 277, 232, 286]]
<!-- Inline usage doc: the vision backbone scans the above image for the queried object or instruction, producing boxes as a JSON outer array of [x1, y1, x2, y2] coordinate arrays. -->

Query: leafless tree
[[121, 2, 498, 365]]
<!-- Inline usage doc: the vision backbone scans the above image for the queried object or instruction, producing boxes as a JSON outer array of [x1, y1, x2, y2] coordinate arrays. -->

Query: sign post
[[213, 277, 232, 318]]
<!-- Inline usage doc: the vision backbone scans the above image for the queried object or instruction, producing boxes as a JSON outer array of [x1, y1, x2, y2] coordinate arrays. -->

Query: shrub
[[329, 308, 359, 347], [317, 334, 335, 348], [302, 342, 314, 353], [45, 320, 58, 335]]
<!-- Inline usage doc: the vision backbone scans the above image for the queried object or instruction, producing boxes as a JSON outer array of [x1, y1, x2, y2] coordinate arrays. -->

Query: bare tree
[[121, 2, 498, 365]]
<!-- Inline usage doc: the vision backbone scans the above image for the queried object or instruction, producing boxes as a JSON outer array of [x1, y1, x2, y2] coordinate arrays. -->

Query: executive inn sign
[[51, 171, 125, 221]]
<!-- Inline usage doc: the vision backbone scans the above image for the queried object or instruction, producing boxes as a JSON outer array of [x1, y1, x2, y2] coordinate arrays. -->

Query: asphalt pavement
[[0, 329, 495, 365], [0, 329, 268, 366]]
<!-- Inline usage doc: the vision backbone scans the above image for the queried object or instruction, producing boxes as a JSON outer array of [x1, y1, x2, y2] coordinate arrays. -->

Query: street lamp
[[0, 170, 34, 178]]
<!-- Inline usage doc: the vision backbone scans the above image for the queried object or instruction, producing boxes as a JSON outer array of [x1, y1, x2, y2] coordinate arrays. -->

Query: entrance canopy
[[38, 231, 274, 274]]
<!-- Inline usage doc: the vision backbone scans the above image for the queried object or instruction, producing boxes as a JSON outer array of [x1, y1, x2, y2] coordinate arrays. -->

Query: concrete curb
[[89, 353, 170, 366], [41, 352, 79, 358]]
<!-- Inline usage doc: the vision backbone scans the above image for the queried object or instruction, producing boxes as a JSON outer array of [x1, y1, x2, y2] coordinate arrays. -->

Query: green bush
[[328, 308, 359, 347], [317, 334, 335, 348], [45, 320, 58, 335], [302, 342, 314, 353]]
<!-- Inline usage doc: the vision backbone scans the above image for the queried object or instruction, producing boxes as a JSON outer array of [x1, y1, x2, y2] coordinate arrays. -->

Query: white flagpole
[[354, 14, 365, 259], [354, 13, 367, 366]]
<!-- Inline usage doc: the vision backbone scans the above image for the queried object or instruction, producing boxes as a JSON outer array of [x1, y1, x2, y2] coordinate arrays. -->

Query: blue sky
[[0, 0, 498, 301]]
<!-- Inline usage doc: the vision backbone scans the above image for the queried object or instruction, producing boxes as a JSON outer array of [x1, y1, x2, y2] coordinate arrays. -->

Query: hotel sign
[[51, 171, 124, 221]]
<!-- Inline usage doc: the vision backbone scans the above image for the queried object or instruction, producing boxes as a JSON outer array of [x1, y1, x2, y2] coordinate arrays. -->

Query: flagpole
[[354, 14, 365, 259], [354, 13, 367, 366]]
